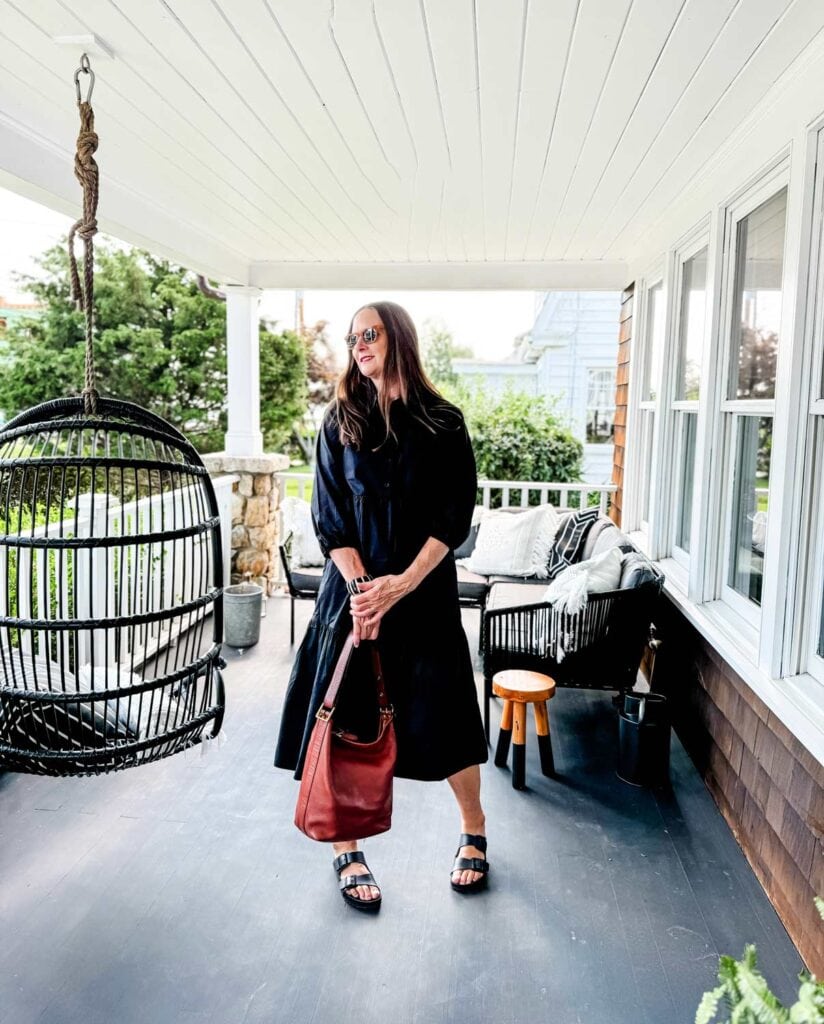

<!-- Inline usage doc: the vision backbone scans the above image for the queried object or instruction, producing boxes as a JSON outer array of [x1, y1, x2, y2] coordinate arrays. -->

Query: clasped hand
[[349, 575, 409, 646]]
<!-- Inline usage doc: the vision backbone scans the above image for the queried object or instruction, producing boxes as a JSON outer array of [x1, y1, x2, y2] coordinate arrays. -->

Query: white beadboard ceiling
[[1, 0, 823, 288]]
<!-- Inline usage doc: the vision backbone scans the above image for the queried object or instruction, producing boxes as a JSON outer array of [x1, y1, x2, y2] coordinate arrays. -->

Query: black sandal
[[450, 833, 489, 894], [333, 851, 382, 912]]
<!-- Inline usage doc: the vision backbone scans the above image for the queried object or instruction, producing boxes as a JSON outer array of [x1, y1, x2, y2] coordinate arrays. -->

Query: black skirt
[[273, 557, 488, 782]]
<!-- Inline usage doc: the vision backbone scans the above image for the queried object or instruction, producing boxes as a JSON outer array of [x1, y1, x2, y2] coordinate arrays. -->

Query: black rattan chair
[[0, 397, 226, 776], [481, 559, 663, 740]]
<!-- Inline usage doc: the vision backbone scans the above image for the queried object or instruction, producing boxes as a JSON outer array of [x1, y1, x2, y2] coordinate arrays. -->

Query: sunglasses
[[345, 325, 381, 350]]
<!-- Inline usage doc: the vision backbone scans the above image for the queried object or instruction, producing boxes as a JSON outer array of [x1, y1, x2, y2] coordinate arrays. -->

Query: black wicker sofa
[[478, 517, 663, 738], [280, 513, 662, 684]]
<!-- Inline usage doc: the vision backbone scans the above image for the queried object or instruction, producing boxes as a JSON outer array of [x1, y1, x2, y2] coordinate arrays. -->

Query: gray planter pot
[[223, 582, 264, 648]]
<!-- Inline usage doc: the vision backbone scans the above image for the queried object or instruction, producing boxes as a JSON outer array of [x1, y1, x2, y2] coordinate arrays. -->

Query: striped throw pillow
[[545, 507, 601, 580]]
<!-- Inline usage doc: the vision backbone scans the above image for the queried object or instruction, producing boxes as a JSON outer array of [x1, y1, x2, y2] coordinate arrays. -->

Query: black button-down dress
[[274, 393, 488, 782]]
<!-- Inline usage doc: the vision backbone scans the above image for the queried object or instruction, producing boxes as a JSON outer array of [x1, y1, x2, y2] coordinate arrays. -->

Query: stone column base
[[203, 451, 290, 596]]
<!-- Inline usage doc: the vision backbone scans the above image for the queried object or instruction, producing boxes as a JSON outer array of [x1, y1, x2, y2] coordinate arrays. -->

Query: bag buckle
[[316, 706, 333, 722], [379, 705, 394, 718]]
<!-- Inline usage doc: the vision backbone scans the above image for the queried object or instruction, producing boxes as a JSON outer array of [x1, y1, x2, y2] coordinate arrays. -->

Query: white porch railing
[[477, 479, 616, 515], [276, 472, 615, 514], [273, 471, 616, 585]]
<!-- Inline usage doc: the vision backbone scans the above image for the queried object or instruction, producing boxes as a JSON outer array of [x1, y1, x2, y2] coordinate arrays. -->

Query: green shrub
[[440, 380, 583, 502]]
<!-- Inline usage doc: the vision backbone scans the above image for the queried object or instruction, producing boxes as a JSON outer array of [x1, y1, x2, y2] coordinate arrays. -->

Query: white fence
[[273, 471, 616, 585], [276, 471, 615, 514]]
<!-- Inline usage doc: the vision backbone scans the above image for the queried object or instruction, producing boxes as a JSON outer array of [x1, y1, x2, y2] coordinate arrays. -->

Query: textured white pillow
[[543, 545, 624, 616], [458, 505, 561, 578], [280, 497, 325, 567]]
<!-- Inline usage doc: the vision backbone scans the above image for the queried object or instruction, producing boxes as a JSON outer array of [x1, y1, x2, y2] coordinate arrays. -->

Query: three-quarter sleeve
[[428, 410, 478, 551], [311, 407, 358, 558]]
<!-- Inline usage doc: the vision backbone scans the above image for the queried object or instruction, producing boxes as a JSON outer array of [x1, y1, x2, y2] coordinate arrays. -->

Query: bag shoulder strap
[[319, 632, 390, 716]]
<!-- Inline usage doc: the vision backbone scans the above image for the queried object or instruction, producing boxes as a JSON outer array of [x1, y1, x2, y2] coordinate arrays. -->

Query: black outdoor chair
[[481, 553, 664, 740], [278, 531, 322, 645]]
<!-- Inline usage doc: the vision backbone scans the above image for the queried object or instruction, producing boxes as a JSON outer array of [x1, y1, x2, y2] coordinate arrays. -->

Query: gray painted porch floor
[[0, 596, 805, 1024]]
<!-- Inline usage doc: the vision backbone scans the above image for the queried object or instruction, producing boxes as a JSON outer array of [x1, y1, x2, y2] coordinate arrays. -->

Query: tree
[[737, 325, 778, 477], [440, 379, 583, 494], [288, 319, 339, 462], [259, 324, 308, 454], [421, 319, 474, 388], [0, 241, 307, 454]]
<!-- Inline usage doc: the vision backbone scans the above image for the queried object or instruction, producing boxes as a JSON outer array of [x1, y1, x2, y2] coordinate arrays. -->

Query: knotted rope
[[67, 98, 99, 415]]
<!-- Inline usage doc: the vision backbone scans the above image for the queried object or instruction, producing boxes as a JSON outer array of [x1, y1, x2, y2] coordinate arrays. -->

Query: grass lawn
[[283, 463, 314, 500]]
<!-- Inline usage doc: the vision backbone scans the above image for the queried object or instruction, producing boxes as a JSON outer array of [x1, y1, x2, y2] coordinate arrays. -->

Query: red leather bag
[[294, 632, 397, 842]]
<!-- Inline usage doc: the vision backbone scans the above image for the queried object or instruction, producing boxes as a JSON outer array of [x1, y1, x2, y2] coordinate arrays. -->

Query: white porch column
[[224, 285, 264, 457]]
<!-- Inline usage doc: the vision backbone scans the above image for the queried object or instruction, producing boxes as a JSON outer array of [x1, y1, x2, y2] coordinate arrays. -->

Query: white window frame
[[584, 367, 616, 446], [794, 118, 824, 688], [716, 171, 786, 630], [625, 264, 666, 550], [633, 133, 824, 760], [703, 155, 793, 658], [667, 227, 711, 571]]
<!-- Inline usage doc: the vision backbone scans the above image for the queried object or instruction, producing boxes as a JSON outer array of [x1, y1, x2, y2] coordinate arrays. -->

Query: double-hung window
[[670, 246, 708, 564], [637, 281, 666, 533], [585, 368, 615, 445], [719, 187, 787, 624]]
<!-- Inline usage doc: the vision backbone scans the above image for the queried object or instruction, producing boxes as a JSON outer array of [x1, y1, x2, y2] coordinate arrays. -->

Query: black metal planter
[[616, 691, 670, 787]]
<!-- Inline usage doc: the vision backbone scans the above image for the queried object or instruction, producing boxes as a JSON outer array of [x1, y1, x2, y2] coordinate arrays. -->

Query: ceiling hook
[[74, 52, 95, 104]]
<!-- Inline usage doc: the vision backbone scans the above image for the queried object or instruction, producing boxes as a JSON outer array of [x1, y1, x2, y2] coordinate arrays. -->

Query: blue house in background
[[454, 291, 621, 484]]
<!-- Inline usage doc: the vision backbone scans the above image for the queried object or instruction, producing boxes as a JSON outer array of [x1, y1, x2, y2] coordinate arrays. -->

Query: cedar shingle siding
[[655, 594, 824, 974], [610, 284, 633, 526], [611, 279, 823, 973]]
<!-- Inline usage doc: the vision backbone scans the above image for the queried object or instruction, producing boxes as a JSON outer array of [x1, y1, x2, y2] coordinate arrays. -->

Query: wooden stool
[[492, 670, 556, 789]]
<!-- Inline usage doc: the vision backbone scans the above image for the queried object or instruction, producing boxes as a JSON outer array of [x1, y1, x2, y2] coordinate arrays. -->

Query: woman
[[274, 301, 489, 912]]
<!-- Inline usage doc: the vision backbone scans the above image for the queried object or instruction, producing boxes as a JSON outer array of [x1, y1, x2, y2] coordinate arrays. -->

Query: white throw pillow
[[543, 545, 624, 616], [281, 497, 325, 567], [458, 505, 561, 578]]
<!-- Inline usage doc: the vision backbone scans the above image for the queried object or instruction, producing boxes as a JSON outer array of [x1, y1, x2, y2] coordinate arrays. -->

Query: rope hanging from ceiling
[[0, 54, 226, 776]]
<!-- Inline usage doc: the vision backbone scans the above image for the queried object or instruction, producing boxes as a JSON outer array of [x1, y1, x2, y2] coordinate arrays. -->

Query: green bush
[[440, 380, 583, 500]]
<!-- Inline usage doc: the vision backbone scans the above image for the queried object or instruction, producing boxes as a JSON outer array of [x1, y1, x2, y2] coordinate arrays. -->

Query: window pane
[[819, 582, 824, 658], [728, 416, 772, 605], [730, 189, 786, 401], [586, 368, 614, 444], [676, 248, 708, 400], [675, 413, 698, 552], [645, 284, 666, 401], [819, 589, 824, 659], [640, 409, 654, 525]]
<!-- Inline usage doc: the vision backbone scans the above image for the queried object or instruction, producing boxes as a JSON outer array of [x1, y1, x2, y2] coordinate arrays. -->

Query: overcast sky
[[0, 187, 538, 364]]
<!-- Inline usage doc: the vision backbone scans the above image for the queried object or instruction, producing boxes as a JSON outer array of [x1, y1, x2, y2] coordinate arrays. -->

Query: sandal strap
[[333, 850, 366, 873], [452, 856, 489, 873], [458, 833, 487, 853], [339, 872, 377, 891]]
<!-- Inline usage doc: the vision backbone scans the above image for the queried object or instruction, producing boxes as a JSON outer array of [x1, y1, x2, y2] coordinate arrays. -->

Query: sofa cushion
[[585, 522, 636, 560], [619, 552, 658, 589], [486, 581, 548, 612], [546, 506, 601, 579], [456, 565, 489, 604], [458, 504, 561, 578], [454, 522, 481, 560]]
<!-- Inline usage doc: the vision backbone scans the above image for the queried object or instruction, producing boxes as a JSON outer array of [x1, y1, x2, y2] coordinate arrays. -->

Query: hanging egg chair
[[0, 56, 225, 776]]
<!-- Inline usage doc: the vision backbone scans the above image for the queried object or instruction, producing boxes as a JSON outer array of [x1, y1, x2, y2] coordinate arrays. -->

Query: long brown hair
[[334, 301, 454, 449]]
